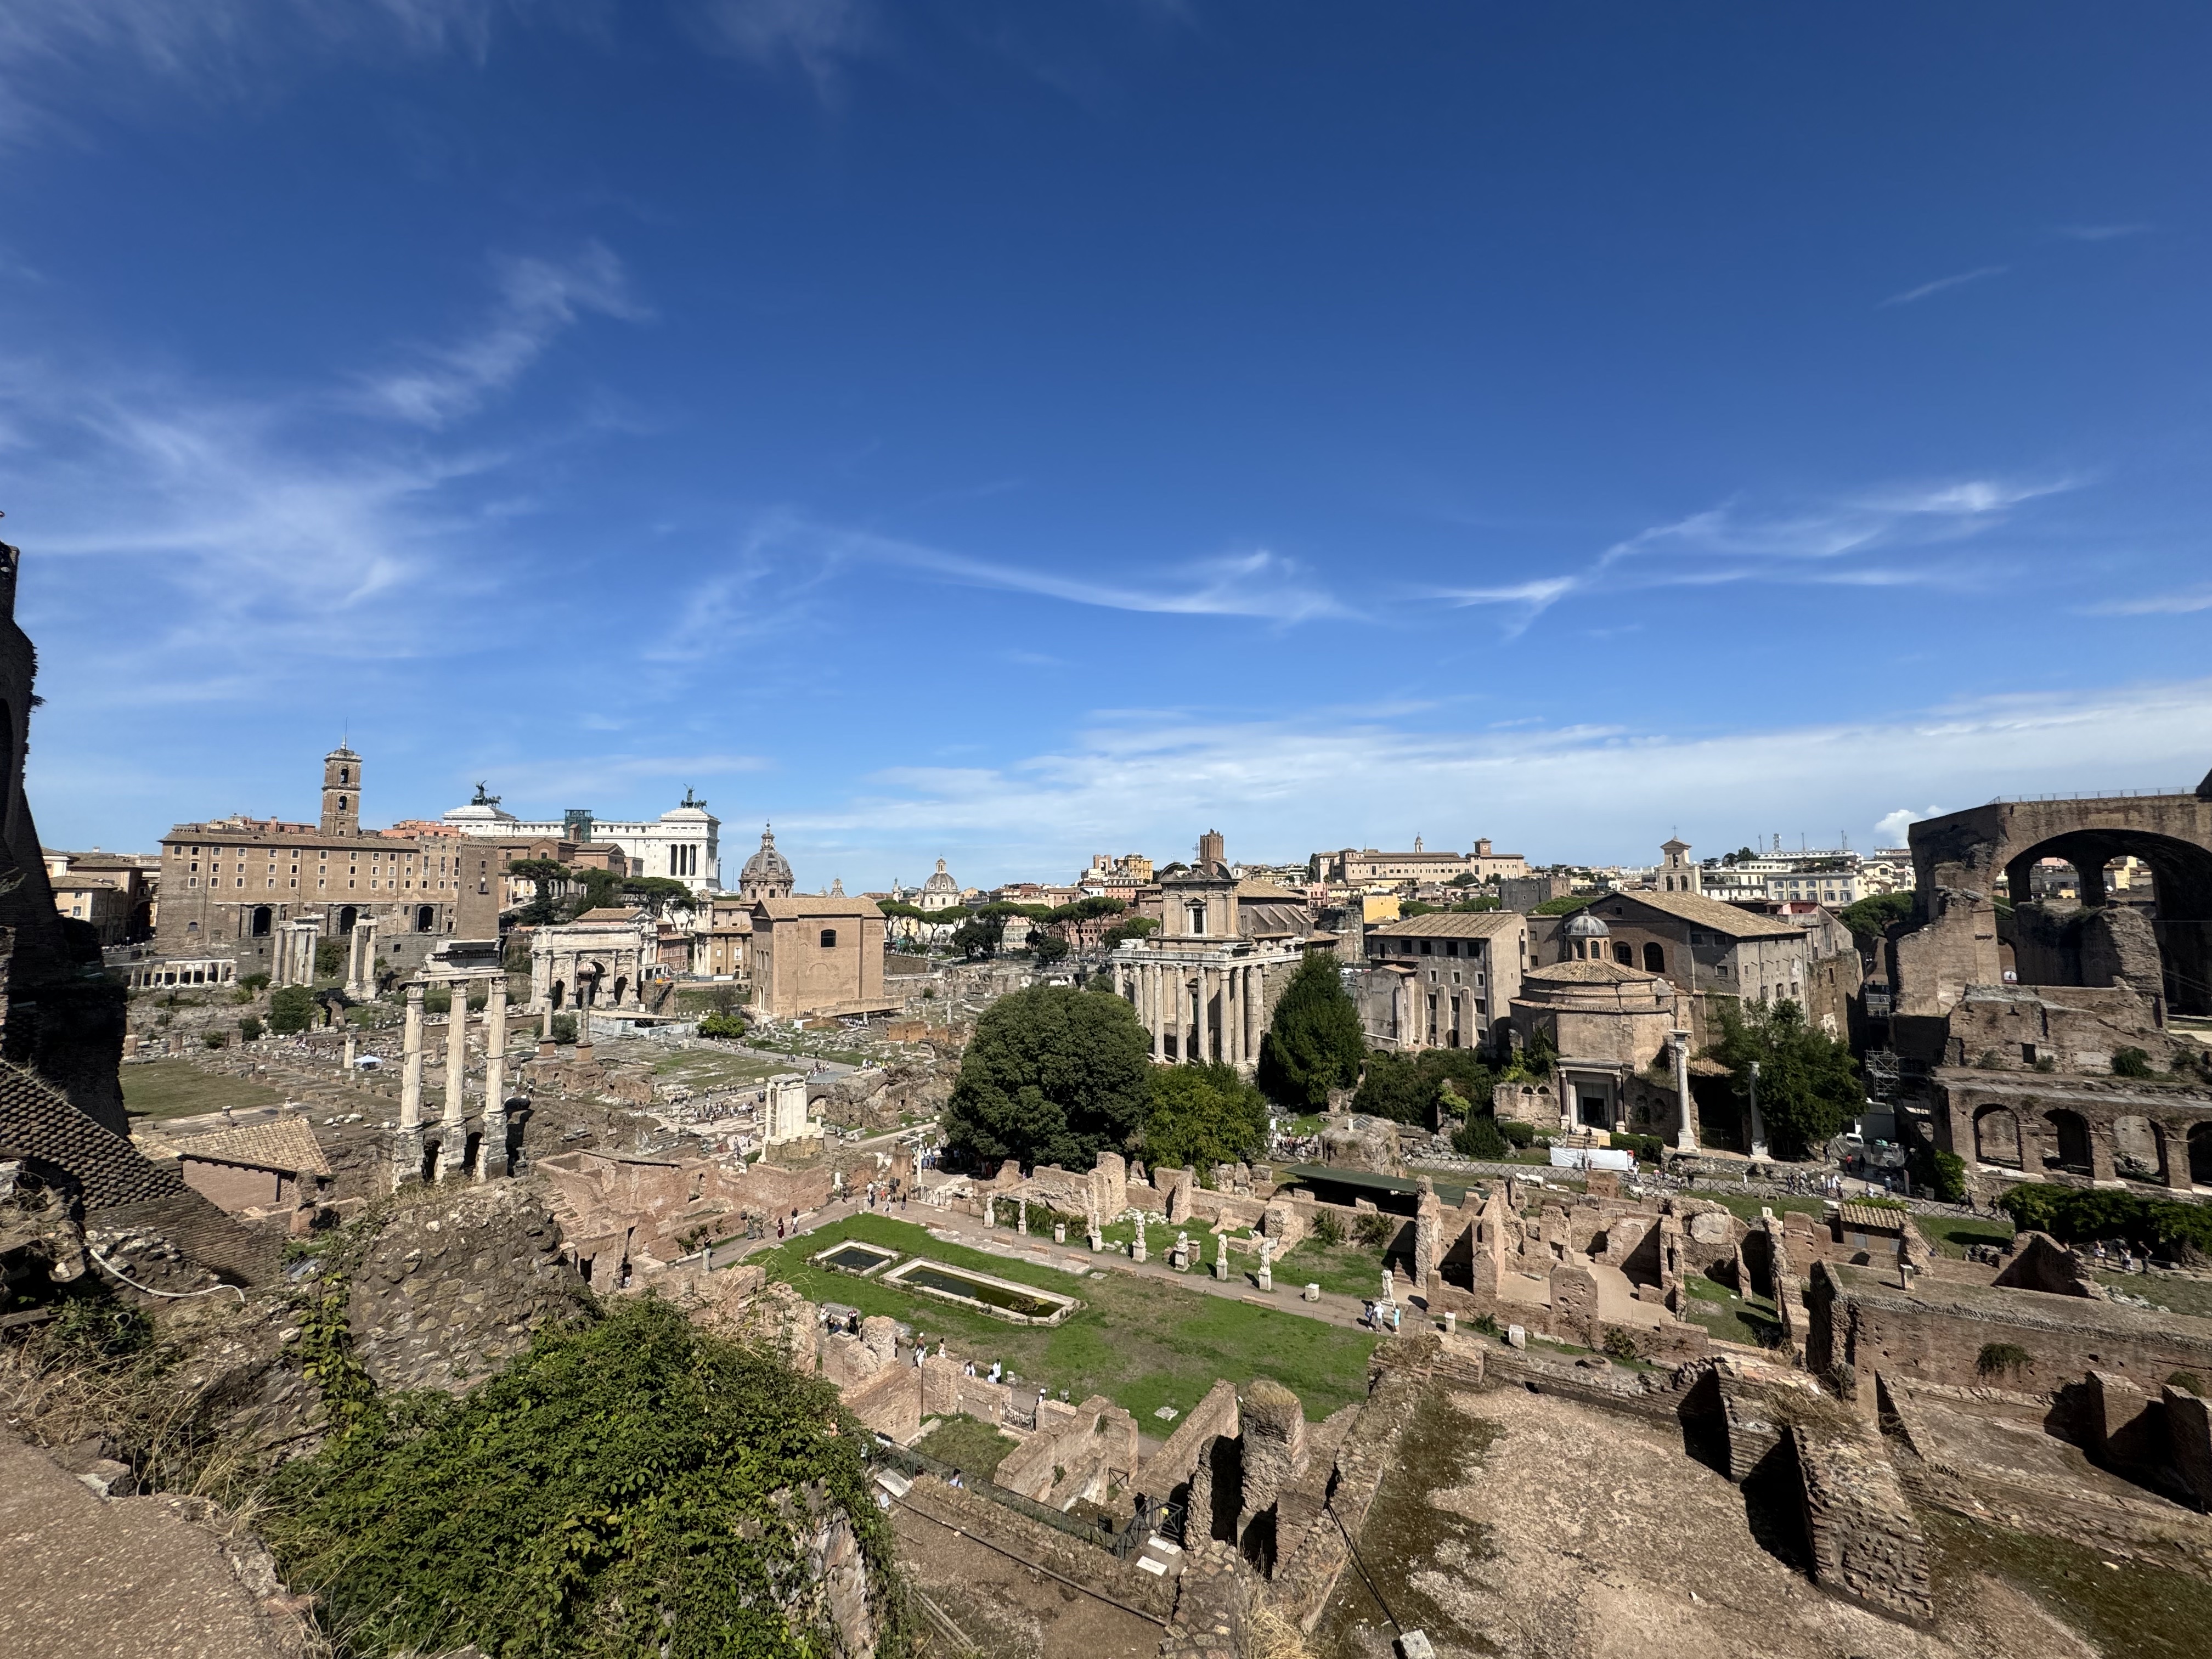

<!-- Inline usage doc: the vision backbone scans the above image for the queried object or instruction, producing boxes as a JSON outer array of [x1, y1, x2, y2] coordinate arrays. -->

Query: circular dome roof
[[741, 826, 793, 883], [1561, 909, 1611, 938], [922, 857, 958, 894]]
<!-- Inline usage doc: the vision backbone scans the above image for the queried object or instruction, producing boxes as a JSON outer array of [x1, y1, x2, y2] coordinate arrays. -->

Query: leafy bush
[[551, 1013, 578, 1045], [1353, 1212, 1398, 1250], [239, 972, 271, 993], [2112, 1046, 2154, 1079], [1453, 1111, 1508, 1160], [1497, 1119, 1537, 1148], [1976, 1341, 2032, 1379], [1255, 953, 1366, 1111], [1601, 1327, 1641, 1363], [1910, 1145, 1967, 1203], [1353, 1046, 1500, 1127], [268, 985, 318, 1035], [264, 1299, 899, 1659], [1608, 1131, 1663, 1164], [1531, 893, 1596, 916], [1837, 890, 1915, 945], [1144, 1061, 1269, 1171], [202, 1030, 228, 1049], [314, 938, 346, 978], [1312, 1209, 1347, 1246], [698, 1012, 748, 1041], [239, 1014, 266, 1043], [2168, 1371, 2205, 1397], [1994, 1184, 2212, 1260]]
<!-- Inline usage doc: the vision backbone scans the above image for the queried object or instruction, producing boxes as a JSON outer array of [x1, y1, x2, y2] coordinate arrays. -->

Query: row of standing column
[[396, 974, 511, 1188], [1119, 960, 1262, 1067]]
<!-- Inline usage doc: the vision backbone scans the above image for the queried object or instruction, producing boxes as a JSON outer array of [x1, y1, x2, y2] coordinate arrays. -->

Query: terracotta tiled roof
[[1373, 911, 1526, 939], [1524, 958, 1655, 983], [1596, 889, 1806, 939], [168, 1116, 331, 1177], [1836, 1201, 1907, 1232]]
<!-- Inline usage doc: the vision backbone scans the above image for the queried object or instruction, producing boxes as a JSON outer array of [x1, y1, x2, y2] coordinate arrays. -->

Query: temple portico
[[1109, 831, 1300, 1072], [393, 940, 522, 1189]]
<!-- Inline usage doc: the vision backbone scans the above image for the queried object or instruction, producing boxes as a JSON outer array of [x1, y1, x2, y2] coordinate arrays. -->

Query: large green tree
[[1351, 1047, 1499, 1127], [1837, 890, 1915, 946], [1144, 1060, 1269, 1171], [943, 984, 1151, 1170], [1707, 997, 1863, 1160], [1255, 952, 1365, 1110]]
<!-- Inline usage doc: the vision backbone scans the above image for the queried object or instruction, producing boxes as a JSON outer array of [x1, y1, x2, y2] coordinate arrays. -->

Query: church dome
[[1561, 909, 1610, 939], [922, 857, 958, 896], [741, 826, 793, 887]]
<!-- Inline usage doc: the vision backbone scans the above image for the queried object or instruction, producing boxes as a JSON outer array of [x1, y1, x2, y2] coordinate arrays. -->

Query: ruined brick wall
[[1790, 1421, 1934, 1623], [347, 1182, 590, 1391], [1810, 1260, 2212, 1393], [1139, 1376, 1239, 1501]]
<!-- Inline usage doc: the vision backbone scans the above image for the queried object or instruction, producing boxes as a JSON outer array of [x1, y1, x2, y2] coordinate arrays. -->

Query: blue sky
[[4, 3, 2209, 888]]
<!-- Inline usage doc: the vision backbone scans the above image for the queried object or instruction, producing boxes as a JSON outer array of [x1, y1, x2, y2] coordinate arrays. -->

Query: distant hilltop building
[[156, 745, 503, 986], [442, 785, 720, 893], [1308, 837, 1530, 888]]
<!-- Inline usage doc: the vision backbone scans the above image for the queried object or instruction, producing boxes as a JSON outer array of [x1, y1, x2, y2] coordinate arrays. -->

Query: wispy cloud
[[1880, 264, 2009, 307], [650, 515, 1353, 656], [354, 244, 644, 428], [1435, 475, 2073, 634], [2053, 223, 2151, 242], [689, 0, 877, 94], [0, 0, 524, 141], [767, 675, 2212, 879], [2086, 585, 2212, 617]]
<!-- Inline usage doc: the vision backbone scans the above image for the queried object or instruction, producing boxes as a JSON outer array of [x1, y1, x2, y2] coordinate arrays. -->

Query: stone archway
[[1894, 781, 2212, 1015], [2111, 1115, 2161, 1182], [2192, 1124, 2212, 1189], [2044, 1108, 2094, 1176], [1973, 1104, 2022, 1167]]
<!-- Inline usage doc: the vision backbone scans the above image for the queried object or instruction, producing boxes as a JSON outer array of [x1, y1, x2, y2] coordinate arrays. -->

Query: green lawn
[[2094, 1271, 2212, 1321], [1678, 1272, 1784, 1348], [755, 1214, 1379, 1420], [1922, 1216, 2016, 1259], [1275, 1235, 1407, 1300], [912, 1413, 1020, 1481], [121, 1060, 285, 1122], [1697, 1192, 1831, 1225]]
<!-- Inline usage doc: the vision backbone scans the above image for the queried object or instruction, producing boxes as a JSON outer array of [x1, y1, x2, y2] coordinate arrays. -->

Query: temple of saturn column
[[393, 960, 520, 1188]]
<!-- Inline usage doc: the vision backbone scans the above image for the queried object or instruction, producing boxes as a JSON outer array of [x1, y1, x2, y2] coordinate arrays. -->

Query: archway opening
[[2002, 828, 2212, 1014], [2192, 1124, 2212, 1188], [2044, 1109, 2094, 1176], [415, 905, 436, 933], [1973, 1104, 2022, 1168], [2111, 1115, 2161, 1182], [337, 905, 357, 935], [250, 905, 273, 938], [549, 980, 565, 1010]]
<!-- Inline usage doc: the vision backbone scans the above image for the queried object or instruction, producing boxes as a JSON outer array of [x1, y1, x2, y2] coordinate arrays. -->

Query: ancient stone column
[[1224, 967, 1241, 1071], [1671, 1029, 1698, 1154], [437, 978, 470, 1179], [1197, 966, 1212, 1064], [396, 981, 425, 1189], [539, 1002, 556, 1058], [1244, 966, 1261, 1065], [1148, 964, 1165, 1062], [479, 975, 509, 1181]]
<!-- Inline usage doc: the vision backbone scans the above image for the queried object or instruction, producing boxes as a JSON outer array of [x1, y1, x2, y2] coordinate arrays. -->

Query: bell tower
[[321, 745, 362, 836]]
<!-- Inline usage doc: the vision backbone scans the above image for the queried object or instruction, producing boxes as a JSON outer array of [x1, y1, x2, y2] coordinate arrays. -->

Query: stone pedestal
[[1053, 1222, 1065, 1244], [1130, 1228, 1147, 1263]]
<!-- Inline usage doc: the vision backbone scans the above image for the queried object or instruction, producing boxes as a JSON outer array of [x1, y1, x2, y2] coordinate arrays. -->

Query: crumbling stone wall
[[347, 1183, 589, 1392], [1790, 1419, 1935, 1623]]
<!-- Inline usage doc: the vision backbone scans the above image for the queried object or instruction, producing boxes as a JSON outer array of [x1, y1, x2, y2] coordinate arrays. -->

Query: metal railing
[[868, 1437, 1157, 1561], [1987, 787, 2194, 804]]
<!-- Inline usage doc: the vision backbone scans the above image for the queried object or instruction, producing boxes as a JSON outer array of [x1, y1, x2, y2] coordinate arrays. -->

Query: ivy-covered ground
[[755, 1214, 1379, 1421], [263, 1297, 900, 1659]]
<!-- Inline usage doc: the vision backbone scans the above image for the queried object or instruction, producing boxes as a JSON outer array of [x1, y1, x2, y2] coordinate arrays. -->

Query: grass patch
[[121, 1060, 285, 1122], [1677, 1272, 1784, 1348], [2094, 1271, 2212, 1320], [1925, 1505, 2212, 1657], [1922, 1215, 2016, 1259], [912, 1413, 1019, 1482], [1698, 1192, 1830, 1225], [757, 1214, 1377, 1421], [1275, 1235, 1408, 1300]]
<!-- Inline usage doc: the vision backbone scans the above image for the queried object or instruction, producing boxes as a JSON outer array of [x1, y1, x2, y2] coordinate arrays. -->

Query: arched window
[[415, 905, 436, 933], [820, 928, 838, 948], [340, 766, 350, 785], [337, 905, 357, 934], [1644, 942, 1666, 973], [337, 795, 349, 814], [1613, 941, 1634, 965]]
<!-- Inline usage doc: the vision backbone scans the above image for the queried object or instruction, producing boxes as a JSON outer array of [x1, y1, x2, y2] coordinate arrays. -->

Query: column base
[[436, 1122, 470, 1181], [390, 1127, 425, 1191], [477, 1123, 510, 1182]]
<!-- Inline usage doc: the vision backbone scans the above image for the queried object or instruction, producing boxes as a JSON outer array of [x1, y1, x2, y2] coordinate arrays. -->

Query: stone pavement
[[0, 1432, 299, 1659]]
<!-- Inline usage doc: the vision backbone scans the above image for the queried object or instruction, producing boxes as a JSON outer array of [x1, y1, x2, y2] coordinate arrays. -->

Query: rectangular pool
[[881, 1257, 1079, 1324], [814, 1241, 900, 1276]]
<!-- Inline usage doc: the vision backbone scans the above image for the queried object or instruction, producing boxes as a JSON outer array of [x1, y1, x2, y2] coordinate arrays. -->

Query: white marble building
[[443, 788, 721, 893]]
